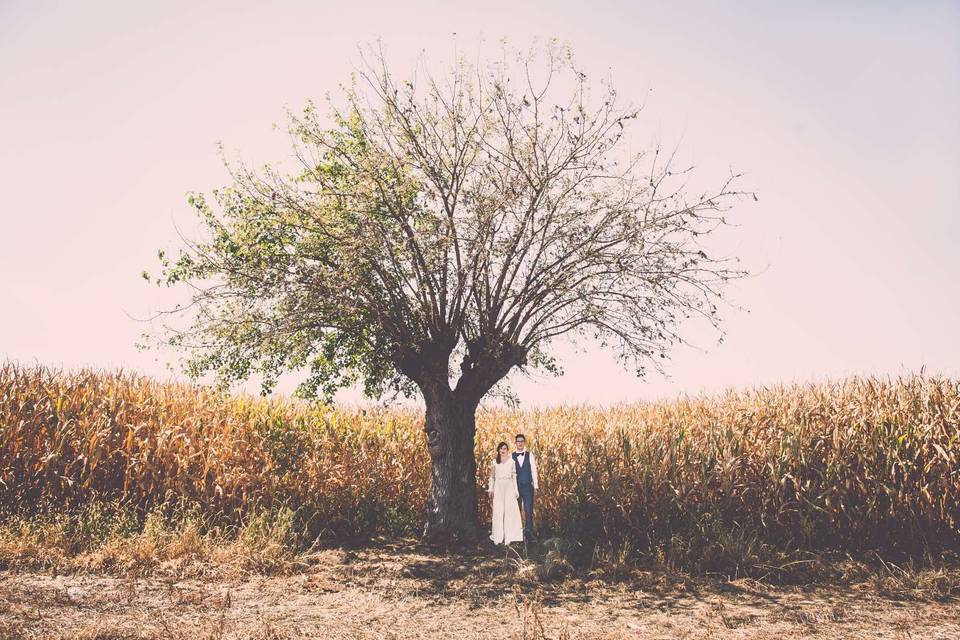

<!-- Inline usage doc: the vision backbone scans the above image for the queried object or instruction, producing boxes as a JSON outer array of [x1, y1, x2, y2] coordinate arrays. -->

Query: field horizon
[[3, 361, 958, 561]]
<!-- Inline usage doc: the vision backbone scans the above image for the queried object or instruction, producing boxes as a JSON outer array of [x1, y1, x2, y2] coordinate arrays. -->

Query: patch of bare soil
[[0, 541, 957, 639]]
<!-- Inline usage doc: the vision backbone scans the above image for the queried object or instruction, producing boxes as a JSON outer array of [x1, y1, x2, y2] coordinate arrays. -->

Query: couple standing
[[487, 433, 538, 545]]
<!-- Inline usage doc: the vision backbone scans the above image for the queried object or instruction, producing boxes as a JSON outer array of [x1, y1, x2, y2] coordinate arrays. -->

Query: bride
[[488, 441, 524, 545]]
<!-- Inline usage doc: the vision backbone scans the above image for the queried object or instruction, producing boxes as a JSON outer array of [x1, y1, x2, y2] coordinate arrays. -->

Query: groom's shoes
[[523, 528, 534, 541]]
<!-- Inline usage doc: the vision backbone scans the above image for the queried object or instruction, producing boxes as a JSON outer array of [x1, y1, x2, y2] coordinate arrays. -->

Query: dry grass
[[0, 542, 958, 639], [1, 361, 959, 580], [0, 505, 302, 580]]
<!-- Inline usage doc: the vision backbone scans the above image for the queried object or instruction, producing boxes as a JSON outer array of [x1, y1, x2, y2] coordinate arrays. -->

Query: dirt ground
[[0, 541, 957, 640]]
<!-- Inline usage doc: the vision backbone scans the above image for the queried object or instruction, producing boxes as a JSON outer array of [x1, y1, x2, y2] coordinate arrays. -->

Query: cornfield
[[1, 361, 958, 570]]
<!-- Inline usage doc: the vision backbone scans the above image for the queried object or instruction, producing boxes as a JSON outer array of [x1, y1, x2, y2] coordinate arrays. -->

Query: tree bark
[[420, 381, 481, 545]]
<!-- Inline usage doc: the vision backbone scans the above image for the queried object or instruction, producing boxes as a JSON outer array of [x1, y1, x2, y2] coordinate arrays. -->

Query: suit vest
[[512, 451, 534, 486]]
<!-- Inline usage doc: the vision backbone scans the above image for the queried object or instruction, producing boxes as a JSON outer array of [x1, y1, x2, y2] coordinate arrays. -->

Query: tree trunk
[[420, 382, 481, 545]]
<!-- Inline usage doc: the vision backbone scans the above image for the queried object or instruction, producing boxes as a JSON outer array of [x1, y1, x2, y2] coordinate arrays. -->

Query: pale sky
[[2, 1, 958, 407]]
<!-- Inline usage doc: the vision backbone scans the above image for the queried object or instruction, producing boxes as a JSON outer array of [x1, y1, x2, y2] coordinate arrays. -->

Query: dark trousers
[[517, 484, 534, 533]]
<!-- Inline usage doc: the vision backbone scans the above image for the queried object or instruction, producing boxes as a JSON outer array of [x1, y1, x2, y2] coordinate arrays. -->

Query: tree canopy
[[144, 41, 752, 409]]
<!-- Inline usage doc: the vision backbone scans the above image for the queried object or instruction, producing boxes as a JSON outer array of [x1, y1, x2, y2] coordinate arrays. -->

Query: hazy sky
[[2, 0, 958, 407]]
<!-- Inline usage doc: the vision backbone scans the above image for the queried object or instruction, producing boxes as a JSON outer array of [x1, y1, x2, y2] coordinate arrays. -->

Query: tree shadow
[[308, 535, 960, 617]]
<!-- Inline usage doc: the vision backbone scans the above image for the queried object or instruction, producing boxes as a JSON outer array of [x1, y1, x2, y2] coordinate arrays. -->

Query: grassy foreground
[[1, 362, 958, 580]]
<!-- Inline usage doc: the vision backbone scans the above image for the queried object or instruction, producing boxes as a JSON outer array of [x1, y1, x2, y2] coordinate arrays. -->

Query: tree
[[143, 40, 753, 543]]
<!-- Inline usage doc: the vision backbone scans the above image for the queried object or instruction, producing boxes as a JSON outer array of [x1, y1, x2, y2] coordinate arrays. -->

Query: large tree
[[145, 41, 752, 543]]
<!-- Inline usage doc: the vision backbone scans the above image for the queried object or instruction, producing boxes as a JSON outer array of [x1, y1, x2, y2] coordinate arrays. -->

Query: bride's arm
[[487, 460, 495, 494], [511, 464, 519, 499]]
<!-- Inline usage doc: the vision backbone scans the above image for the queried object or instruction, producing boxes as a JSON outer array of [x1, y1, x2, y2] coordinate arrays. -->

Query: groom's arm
[[531, 452, 539, 490]]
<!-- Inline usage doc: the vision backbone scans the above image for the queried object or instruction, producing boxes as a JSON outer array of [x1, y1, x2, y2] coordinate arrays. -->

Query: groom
[[512, 433, 538, 540]]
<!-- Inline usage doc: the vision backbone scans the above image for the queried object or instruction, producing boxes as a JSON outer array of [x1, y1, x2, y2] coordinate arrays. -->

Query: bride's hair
[[495, 441, 509, 463]]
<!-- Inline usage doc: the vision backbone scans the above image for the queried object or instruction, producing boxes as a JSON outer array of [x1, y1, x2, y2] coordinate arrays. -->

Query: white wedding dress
[[488, 458, 524, 544]]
